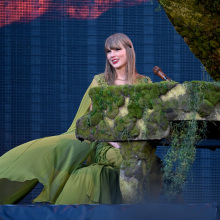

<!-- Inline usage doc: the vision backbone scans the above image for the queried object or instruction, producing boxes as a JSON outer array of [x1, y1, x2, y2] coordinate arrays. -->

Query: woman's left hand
[[108, 142, 120, 149]]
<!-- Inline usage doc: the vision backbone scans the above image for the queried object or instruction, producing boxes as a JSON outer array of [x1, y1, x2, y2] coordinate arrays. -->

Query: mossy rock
[[76, 82, 220, 142], [157, 0, 220, 81]]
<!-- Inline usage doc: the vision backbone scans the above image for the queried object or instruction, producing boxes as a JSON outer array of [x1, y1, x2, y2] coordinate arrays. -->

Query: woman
[[0, 33, 152, 204]]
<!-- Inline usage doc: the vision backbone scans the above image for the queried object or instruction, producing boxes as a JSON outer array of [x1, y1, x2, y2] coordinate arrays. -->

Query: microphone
[[153, 66, 172, 81]]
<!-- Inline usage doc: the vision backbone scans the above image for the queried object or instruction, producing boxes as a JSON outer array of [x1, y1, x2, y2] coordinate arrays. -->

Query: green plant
[[162, 82, 208, 201]]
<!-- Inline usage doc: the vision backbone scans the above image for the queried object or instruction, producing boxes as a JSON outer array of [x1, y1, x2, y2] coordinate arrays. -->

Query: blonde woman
[[0, 33, 152, 204]]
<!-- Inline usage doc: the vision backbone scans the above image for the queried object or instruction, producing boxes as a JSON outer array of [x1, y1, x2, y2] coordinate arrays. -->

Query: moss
[[100, 129, 106, 134], [90, 112, 103, 126], [98, 131, 114, 141], [116, 96, 125, 107], [90, 128, 96, 135], [141, 89, 149, 96], [132, 147, 139, 153], [128, 103, 143, 119], [98, 120, 107, 129], [114, 86, 122, 96], [89, 87, 97, 97], [130, 127, 140, 138], [146, 123, 158, 135], [143, 93, 152, 108], [213, 83, 220, 91], [78, 129, 90, 139], [123, 115, 137, 124], [126, 122, 135, 132], [115, 123, 125, 132], [138, 97, 147, 108], [115, 115, 123, 124], [204, 91, 220, 105], [158, 83, 169, 95], [81, 117, 90, 128], [106, 96, 114, 106], [135, 84, 145, 92], [122, 85, 132, 96], [159, 119, 169, 131], [210, 40, 219, 48], [149, 84, 160, 99], [198, 99, 214, 117], [121, 132, 129, 141], [165, 99, 179, 109], [106, 103, 119, 119]]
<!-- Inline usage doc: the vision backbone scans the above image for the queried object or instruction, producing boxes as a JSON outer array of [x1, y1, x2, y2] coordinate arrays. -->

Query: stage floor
[[0, 204, 217, 220]]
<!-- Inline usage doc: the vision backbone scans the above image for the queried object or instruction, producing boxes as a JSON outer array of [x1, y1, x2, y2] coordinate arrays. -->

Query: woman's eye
[[116, 48, 121, 51], [106, 50, 110, 53]]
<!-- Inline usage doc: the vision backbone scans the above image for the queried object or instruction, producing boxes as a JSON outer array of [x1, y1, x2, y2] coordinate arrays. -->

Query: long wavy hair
[[104, 33, 137, 85]]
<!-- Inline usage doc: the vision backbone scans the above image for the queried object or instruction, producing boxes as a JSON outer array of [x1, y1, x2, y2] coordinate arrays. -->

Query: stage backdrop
[[0, 0, 219, 204]]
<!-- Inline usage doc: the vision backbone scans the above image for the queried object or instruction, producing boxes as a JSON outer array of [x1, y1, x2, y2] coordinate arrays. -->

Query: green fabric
[[0, 73, 151, 205]]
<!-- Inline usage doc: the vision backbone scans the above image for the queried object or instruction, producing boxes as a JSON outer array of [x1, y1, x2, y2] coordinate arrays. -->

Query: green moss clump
[[89, 87, 97, 97], [98, 120, 107, 129], [198, 99, 214, 117], [134, 84, 144, 92], [123, 115, 137, 124], [116, 96, 125, 107], [90, 112, 103, 126], [106, 96, 114, 106], [149, 84, 160, 99], [122, 85, 132, 96], [165, 99, 179, 110], [126, 122, 135, 132], [138, 97, 147, 108], [128, 103, 143, 119], [115, 115, 124, 124], [143, 93, 152, 108], [130, 127, 140, 138], [159, 82, 169, 95], [115, 123, 125, 132], [204, 91, 220, 106], [114, 86, 122, 96], [159, 118, 169, 131], [77, 128, 90, 139], [152, 99, 165, 112], [81, 117, 90, 127], [106, 103, 119, 119], [98, 131, 114, 141]]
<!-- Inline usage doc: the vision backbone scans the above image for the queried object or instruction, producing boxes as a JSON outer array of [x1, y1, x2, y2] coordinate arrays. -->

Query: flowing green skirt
[[0, 132, 122, 204]]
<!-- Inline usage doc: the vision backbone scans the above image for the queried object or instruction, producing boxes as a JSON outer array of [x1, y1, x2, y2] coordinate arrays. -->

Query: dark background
[[0, 0, 219, 204]]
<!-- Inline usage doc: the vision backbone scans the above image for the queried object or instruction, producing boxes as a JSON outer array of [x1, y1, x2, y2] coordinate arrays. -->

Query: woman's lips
[[112, 59, 119, 64]]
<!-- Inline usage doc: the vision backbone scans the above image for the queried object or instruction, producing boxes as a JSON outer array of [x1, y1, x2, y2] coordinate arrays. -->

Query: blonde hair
[[104, 33, 137, 85]]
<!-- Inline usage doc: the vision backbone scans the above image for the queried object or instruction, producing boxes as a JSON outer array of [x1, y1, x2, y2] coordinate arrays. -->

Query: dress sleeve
[[65, 78, 99, 133]]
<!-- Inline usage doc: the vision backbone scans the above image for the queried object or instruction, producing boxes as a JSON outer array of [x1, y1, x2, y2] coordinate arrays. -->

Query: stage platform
[[0, 204, 218, 220]]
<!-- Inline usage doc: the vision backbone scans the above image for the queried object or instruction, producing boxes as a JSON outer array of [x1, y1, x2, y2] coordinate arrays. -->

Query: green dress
[[0, 73, 152, 204]]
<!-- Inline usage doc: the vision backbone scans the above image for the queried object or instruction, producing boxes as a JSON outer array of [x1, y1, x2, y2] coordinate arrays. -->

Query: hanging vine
[[162, 82, 208, 201]]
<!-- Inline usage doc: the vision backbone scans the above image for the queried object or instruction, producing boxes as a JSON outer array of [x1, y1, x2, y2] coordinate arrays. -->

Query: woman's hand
[[108, 142, 120, 149]]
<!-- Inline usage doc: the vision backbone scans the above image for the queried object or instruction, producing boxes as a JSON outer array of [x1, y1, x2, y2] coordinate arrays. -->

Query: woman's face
[[106, 44, 127, 72]]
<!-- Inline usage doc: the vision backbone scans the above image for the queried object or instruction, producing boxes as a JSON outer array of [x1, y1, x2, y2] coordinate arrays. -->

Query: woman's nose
[[110, 50, 116, 57]]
